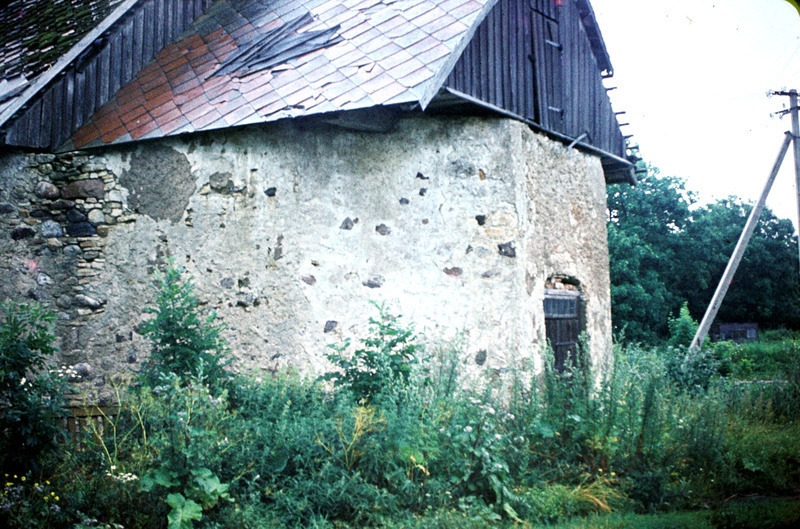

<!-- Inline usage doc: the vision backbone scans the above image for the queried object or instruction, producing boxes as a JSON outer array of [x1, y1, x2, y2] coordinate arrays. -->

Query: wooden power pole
[[690, 90, 800, 349]]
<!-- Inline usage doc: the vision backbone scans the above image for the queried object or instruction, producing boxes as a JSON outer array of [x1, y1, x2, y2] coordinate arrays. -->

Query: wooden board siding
[[445, 0, 626, 161], [3, 0, 212, 150], [544, 289, 583, 373]]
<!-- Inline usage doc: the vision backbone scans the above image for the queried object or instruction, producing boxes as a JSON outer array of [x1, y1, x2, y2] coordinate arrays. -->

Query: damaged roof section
[[57, 0, 494, 151], [209, 11, 343, 79]]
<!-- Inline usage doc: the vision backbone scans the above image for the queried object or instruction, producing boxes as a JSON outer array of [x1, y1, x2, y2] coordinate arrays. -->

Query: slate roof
[[0, 0, 125, 114], [68, 0, 495, 149]]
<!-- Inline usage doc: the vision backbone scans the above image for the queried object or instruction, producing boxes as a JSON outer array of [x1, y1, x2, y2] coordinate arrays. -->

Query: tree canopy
[[607, 166, 800, 344]]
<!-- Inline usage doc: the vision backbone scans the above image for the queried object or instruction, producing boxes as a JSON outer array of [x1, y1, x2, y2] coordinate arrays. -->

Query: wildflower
[[464, 425, 473, 433], [20, 377, 26, 386]]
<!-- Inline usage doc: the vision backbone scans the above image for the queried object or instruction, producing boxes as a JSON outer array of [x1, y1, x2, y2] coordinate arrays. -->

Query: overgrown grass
[[3, 272, 800, 528]]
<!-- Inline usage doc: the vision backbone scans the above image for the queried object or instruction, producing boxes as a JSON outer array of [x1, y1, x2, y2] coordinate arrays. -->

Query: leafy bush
[[667, 302, 698, 348], [0, 302, 66, 474], [140, 264, 231, 390], [323, 302, 420, 403]]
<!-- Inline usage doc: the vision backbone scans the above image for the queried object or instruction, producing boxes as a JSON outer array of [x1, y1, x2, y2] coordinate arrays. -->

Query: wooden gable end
[[1, 0, 212, 151], [444, 0, 631, 182]]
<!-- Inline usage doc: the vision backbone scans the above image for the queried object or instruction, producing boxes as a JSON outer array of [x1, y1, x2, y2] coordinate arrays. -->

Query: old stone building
[[0, 0, 634, 402]]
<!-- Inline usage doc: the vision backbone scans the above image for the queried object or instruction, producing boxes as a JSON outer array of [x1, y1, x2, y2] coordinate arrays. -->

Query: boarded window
[[544, 289, 582, 372]]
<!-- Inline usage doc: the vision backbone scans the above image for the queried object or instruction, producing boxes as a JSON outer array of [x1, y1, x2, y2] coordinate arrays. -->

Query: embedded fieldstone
[[416, 171, 429, 180], [66, 222, 97, 237], [324, 320, 338, 333], [498, 241, 516, 258], [30, 209, 51, 219], [61, 179, 105, 199], [34, 181, 60, 199], [220, 277, 234, 289], [399, 198, 409, 205], [482, 269, 501, 278], [56, 295, 73, 309], [362, 275, 384, 288], [419, 188, 427, 196], [443, 266, 463, 276], [40, 220, 63, 238], [73, 362, 93, 381], [475, 215, 487, 226], [11, 226, 35, 240], [265, 187, 277, 197], [340, 217, 355, 230], [301, 275, 317, 285], [50, 199, 75, 211], [375, 224, 391, 236], [209, 172, 233, 193], [127, 348, 138, 364], [63, 244, 82, 256], [36, 273, 52, 286], [65, 208, 87, 223], [74, 294, 104, 309], [0, 203, 14, 214], [475, 349, 487, 366], [87, 209, 106, 224], [236, 292, 258, 307]]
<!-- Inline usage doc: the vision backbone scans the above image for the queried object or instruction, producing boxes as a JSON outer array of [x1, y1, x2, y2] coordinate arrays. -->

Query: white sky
[[591, 0, 800, 228]]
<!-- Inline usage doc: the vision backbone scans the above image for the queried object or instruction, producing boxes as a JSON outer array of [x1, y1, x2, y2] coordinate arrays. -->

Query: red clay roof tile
[[72, 0, 494, 148]]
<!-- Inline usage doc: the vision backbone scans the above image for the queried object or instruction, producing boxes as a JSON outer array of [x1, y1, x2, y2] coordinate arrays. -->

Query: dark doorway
[[544, 288, 582, 372]]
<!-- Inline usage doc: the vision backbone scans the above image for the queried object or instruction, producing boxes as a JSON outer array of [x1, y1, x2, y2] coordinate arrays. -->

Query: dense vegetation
[[607, 166, 800, 344], [2, 266, 799, 528]]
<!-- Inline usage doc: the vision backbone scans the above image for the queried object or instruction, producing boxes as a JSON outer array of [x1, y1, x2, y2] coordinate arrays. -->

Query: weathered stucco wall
[[0, 115, 611, 403]]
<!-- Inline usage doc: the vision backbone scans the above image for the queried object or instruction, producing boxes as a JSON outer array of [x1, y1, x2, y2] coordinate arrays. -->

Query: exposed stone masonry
[[0, 152, 137, 404]]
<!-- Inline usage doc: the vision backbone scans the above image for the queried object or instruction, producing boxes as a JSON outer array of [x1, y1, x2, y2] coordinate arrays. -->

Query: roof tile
[[68, 0, 494, 147]]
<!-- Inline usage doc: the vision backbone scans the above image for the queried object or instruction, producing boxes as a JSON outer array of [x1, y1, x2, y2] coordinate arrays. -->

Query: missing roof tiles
[[208, 12, 342, 79]]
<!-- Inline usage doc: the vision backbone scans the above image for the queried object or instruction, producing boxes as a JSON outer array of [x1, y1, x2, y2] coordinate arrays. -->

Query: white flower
[[20, 377, 26, 386], [464, 425, 473, 433]]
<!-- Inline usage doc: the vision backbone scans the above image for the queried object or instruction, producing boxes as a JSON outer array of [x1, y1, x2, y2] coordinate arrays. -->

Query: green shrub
[[323, 303, 420, 403], [667, 302, 698, 348], [0, 302, 66, 474], [140, 264, 231, 390]]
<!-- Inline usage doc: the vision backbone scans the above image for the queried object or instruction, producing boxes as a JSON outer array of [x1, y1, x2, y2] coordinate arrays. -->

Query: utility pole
[[690, 90, 799, 349]]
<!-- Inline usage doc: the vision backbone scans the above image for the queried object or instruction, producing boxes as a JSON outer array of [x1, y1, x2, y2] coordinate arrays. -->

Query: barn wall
[[0, 115, 611, 403]]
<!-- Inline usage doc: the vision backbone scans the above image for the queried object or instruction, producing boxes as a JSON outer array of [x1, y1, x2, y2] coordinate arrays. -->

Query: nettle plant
[[140, 264, 232, 391], [324, 302, 421, 403]]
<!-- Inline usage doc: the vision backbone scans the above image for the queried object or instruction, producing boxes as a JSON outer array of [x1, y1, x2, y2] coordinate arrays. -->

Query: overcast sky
[[591, 0, 800, 228]]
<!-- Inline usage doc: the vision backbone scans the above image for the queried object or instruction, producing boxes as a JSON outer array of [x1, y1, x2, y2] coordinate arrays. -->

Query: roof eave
[[574, 0, 613, 76]]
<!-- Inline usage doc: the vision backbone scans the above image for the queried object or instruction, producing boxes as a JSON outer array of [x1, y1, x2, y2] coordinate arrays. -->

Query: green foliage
[[608, 167, 800, 345], [667, 302, 698, 348], [0, 302, 66, 474], [135, 373, 236, 528], [710, 498, 800, 529], [9, 285, 800, 528], [324, 302, 420, 403], [141, 264, 231, 390]]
